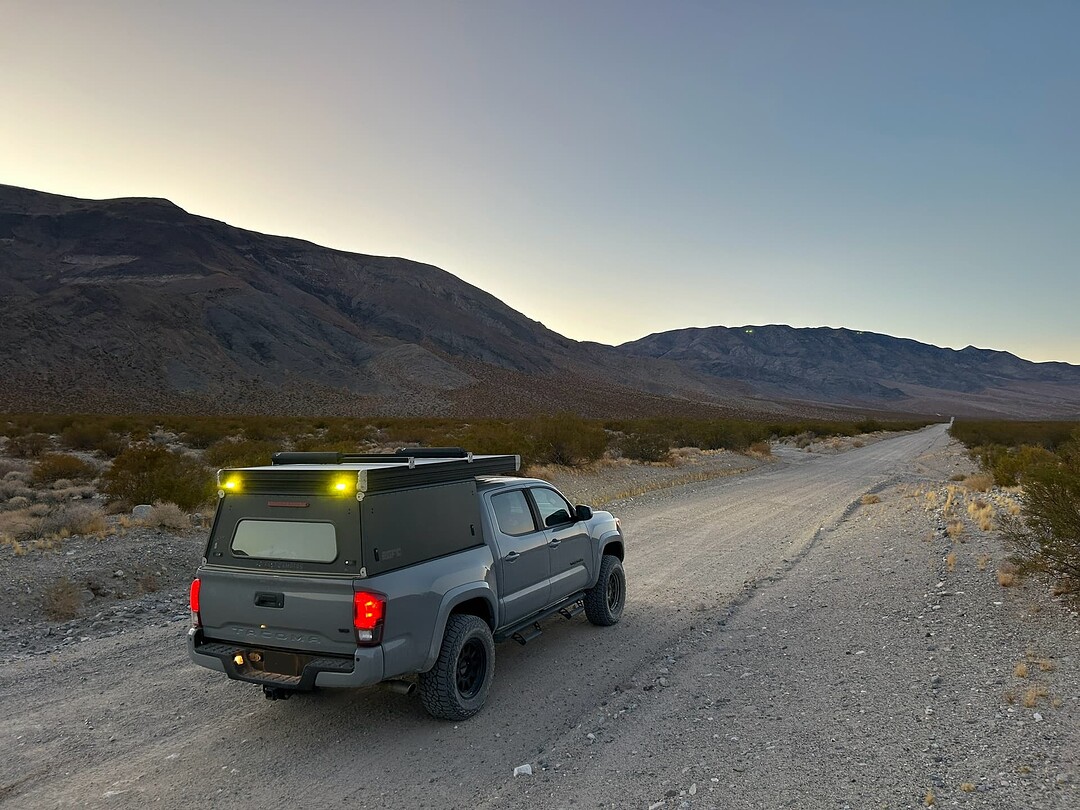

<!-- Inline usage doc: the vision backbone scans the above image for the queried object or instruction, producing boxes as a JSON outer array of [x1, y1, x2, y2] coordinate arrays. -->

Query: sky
[[2, 1, 1078, 363]]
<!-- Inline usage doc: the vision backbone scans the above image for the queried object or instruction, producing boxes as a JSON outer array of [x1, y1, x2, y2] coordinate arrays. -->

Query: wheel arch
[[422, 584, 497, 672]]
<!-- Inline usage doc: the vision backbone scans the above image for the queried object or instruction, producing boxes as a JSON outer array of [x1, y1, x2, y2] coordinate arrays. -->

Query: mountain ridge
[[2, 184, 1078, 419]]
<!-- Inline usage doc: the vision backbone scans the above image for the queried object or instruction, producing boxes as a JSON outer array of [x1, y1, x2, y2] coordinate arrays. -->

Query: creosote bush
[[1001, 452, 1080, 594], [32, 453, 98, 485], [102, 444, 214, 510]]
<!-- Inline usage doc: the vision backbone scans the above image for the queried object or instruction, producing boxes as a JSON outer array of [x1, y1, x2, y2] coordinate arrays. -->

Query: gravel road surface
[[2, 425, 1075, 808]]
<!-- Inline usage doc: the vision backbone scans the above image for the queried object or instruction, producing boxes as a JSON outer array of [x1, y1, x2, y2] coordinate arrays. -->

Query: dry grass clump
[[924, 787, 935, 806], [962, 473, 994, 492], [946, 520, 965, 540], [924, 491, 939, 510], [945, 551, 957, 571], [967, 499, 995, 531], [860, 493, 881, 505], [747, 441, 771, 457], [43, 577, 82, 620], [976, 554, 991, 571], [959, 783, 976, 793], [943, 485, 959, 515], [1014, 661, 1029, 678], [1022, 686, 1049, 708], [141, 501, 189, 530], [997, 562, 1020, 587]]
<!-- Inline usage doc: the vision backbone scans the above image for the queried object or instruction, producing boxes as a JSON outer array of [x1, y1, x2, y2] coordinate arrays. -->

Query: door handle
[[547, 539, 561, 548], [505, 551, 520, 562]]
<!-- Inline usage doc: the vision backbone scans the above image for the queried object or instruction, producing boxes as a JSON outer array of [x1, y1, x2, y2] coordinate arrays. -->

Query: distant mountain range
[[2, 184, 1078, 419]]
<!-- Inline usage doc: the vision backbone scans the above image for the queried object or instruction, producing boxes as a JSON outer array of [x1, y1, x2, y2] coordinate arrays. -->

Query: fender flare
[[422, 582, 498, 672], [598, 530, 624, 560]]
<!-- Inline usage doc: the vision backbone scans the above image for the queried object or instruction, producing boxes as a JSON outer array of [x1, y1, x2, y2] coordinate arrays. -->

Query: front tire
[[584, 554, 626, 626], [418, 614, 495, 720]]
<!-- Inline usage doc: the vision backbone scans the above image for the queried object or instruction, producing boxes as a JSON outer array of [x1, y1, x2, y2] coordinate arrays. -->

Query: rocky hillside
[[0, 184, 741, 418], [622, 325, 1080, 417], [2, 184, 1077, 418]]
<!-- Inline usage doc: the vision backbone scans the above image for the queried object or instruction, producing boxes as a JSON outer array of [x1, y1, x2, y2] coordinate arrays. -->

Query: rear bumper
[[187, 627, 385, 690]]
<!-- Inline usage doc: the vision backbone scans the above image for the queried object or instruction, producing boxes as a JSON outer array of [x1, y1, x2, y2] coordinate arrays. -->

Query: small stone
[[113, 570, 125, 579], [658, 677, 670, 688], [132, 504, 152, 520], [1033, 712, 1043, 722], [513, 764, 532, 777]]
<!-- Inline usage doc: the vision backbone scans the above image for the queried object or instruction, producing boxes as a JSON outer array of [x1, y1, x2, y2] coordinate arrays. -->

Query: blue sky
[[2, 1, 1078, 362]]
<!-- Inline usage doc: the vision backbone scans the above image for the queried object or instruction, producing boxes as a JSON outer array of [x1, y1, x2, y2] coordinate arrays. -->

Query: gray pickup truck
[[187, 448, 626, 719]]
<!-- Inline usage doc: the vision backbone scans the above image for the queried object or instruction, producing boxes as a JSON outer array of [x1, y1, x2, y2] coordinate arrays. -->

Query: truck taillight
[[353, 591, 385, 644], [189, 578, 201, 628]]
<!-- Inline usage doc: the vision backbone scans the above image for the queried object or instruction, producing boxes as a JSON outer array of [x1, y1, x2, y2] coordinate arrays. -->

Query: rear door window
[[231, 520, 338, 563], [491, 490, 538, 537]]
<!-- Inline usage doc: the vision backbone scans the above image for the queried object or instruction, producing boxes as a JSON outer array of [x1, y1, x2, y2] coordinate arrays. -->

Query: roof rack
[[271, 447, 472, 466], [359, 454, 520, 493], [249, 448, 520, 494]]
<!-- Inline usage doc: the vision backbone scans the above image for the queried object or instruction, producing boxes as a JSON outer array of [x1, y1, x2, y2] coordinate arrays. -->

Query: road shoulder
[[481, 443, 1079, 809]]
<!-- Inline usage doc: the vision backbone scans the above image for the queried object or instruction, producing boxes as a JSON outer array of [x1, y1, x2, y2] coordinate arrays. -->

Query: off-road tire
[[418, 614, 495, 721], [584, 554, 626, 626]]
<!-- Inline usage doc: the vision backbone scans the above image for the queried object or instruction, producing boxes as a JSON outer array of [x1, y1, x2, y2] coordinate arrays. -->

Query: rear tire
[[584, 554, 626, 626], [418, 614, 495, 720]]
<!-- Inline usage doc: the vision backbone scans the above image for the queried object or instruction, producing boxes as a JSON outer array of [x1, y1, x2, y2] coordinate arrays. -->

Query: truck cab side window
[[530, 487, 574, 528], [491, 490, 537, 537]]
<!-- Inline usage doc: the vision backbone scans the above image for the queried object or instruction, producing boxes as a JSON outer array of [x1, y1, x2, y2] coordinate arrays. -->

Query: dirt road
[[3, 425, 1073, 808]]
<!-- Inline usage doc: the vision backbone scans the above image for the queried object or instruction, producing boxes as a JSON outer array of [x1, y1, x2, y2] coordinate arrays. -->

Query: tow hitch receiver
[[263, 686, 292, 701]]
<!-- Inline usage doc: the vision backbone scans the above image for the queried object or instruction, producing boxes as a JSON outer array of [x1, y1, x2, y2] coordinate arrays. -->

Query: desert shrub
[[0, 460, 28, 477], [748, 441, 772, 456], [1001, 451, 1080, 595], [102, 443, 214, 510], [982, 444, 1060, 487], [0, 508, 40, 542], [8, 433, 50, 458], [59, 421, 124, 455], [32, 453, 98, 485], [456, 421, 533, 458], [180, 418, 239, 449], [619, 433, 672, 463], [530, 414, 607, 466], [43, 577, 82, 620], [39, 503, 108, 538], [203, 439, 278, 470], [951, 420, 1078, 454], [142, 501, 190, 530]]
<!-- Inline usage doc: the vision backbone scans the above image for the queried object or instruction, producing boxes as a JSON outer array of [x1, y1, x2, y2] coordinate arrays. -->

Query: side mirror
[[575, 504, 593, 521], [545, 509, 571, 528]]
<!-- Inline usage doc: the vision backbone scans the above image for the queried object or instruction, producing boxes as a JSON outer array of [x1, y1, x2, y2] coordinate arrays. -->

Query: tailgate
[[197, 568, 358, 657]]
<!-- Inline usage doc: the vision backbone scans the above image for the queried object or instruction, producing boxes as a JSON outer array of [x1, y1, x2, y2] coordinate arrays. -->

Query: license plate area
[[237, 648, 308, 683]]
